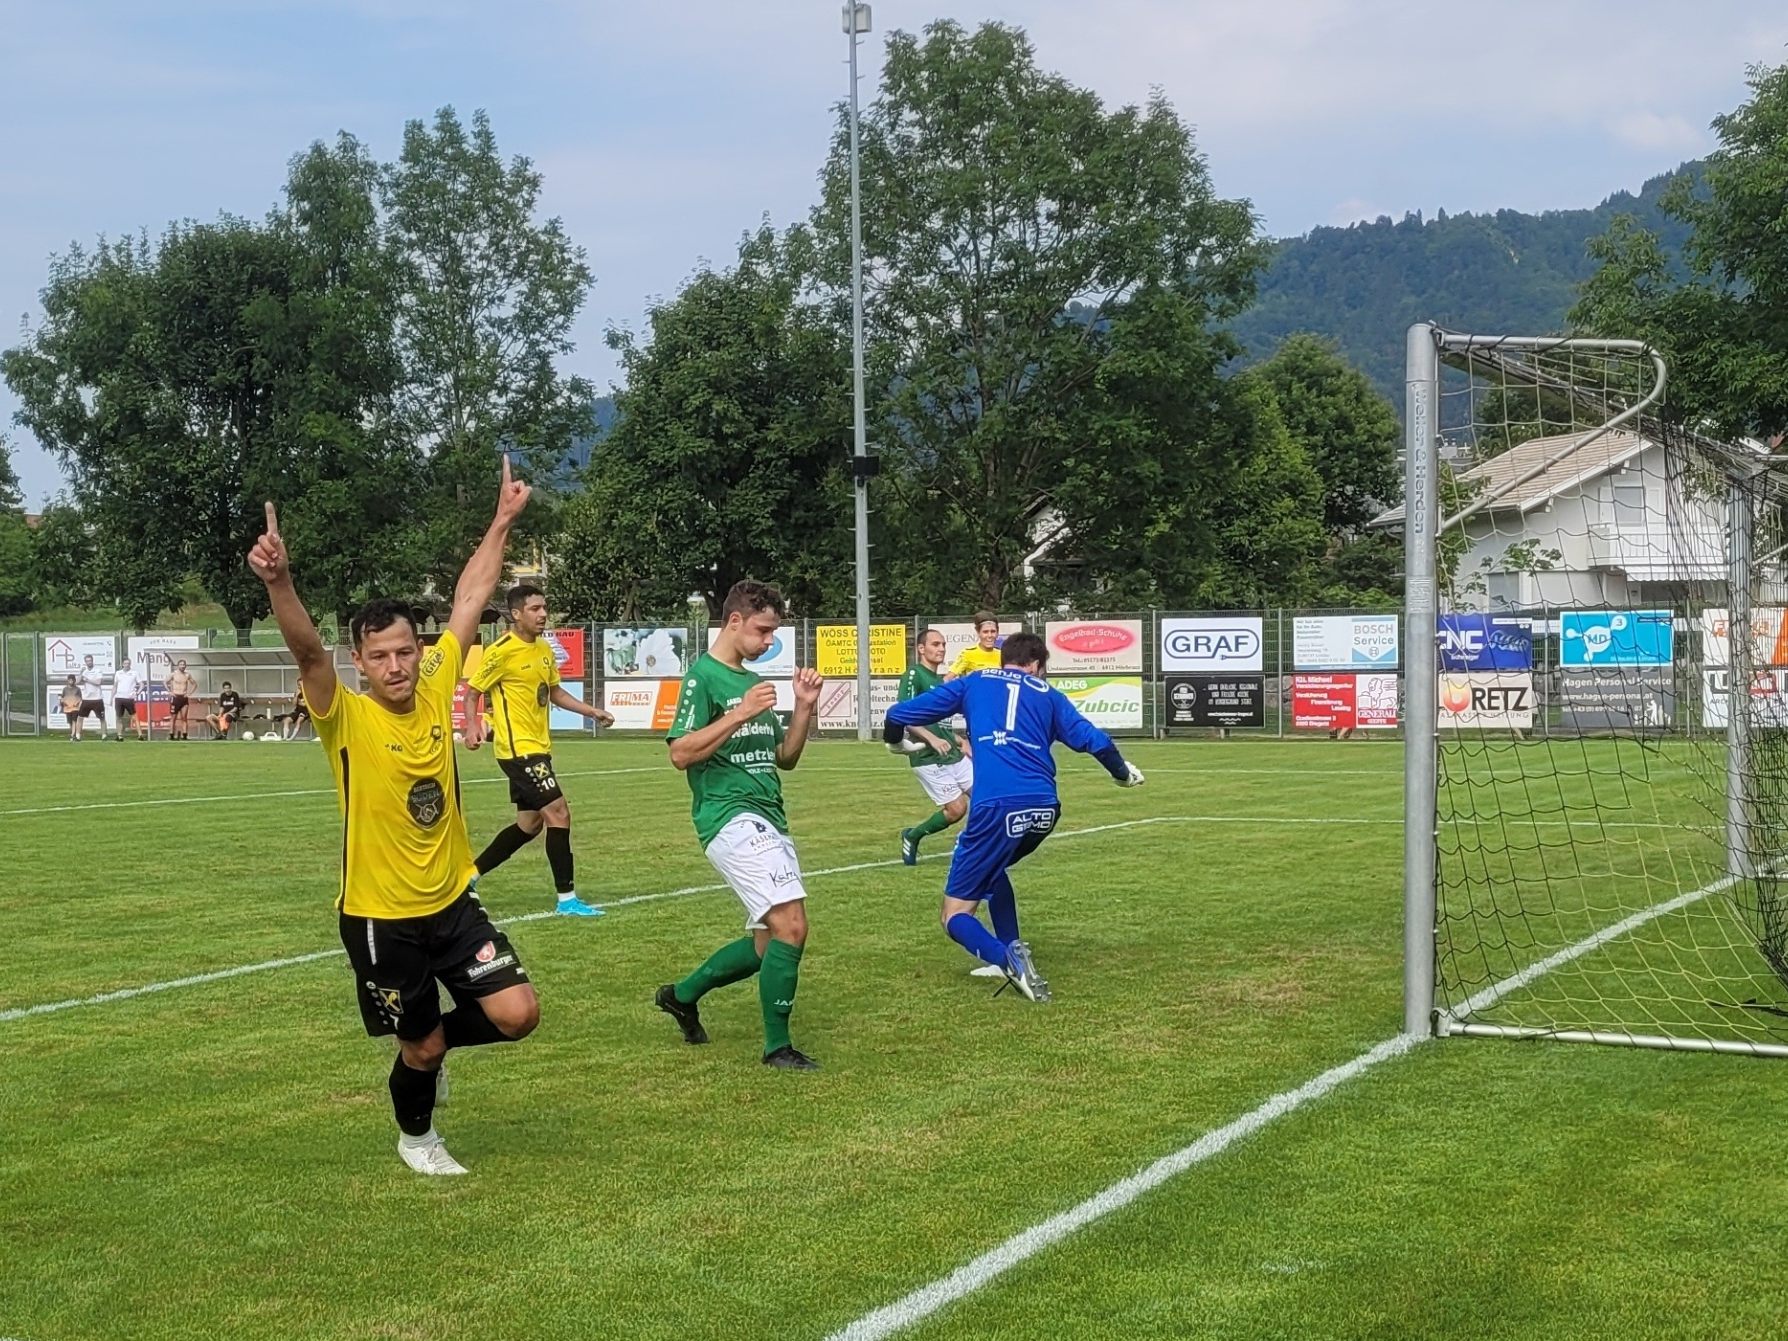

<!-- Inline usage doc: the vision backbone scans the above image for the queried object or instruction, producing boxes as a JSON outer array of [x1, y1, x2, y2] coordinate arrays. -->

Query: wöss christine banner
[[817, 678, 900, 731], [1292, 616, 1399, 671], [1159, 616, 1263, 674], [1437, 615, 1533, 671], [1439, 672, 1534, 729], [813, 624, 907, 678], [1045, 619, 1144, 674], [603, 627, 688, 679], [706, 625, 796, 677], [1051, 676, 1144, 730], [1558, 610, 1673, 667], [1291, 673, 1398, 730]]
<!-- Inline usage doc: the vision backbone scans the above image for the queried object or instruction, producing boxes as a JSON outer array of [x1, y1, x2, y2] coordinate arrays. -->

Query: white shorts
[[704, 813, 807, 929], [914, 757, 974, 807]]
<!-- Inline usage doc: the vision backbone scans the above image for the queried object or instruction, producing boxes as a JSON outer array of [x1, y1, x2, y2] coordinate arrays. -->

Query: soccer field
[[3, 737, 1783, 1341]]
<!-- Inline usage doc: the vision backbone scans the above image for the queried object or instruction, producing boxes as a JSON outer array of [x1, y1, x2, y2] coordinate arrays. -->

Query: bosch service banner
[[1159, 616, 1263, 673], [1052, 676, 1145, 731], [1292, 616, 1399, 672], [706, 625, 796, 677], [602, 680, 683, 731], [603, 627, 688, 679], [813, 624, 907, 678], [1439, 672, 1534, 729], [1437, 614, 1532, 671], [1165, 674, 1264, 728], [816, 678, 899, 731], [1045, 620, 1144, 674], [1558, 610, 1673, 667]]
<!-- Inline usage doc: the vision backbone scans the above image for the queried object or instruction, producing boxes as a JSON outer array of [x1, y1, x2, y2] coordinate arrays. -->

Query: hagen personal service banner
[[1438, 672, 1534, 729], [706, 625, 796, 677], [1558, 610, 1673, 667], [813, 624, 907, 678], [603, 627, 688, 679], [1159, 616, 1263, 674], [1051, 676, 1145, 731], [1045, 620, 1145, 675], [1437, 614, 1533, 671], [1292, 616, 1399, 672]]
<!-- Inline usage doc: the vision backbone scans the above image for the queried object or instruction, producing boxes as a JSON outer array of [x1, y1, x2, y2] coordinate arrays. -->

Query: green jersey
[[896, 664, 963, 767], [667, 653, 788, 846]]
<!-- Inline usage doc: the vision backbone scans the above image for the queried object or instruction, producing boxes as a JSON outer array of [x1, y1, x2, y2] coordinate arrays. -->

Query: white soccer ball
[[241, 731, 257, 741], [262, 732, 282, 743]]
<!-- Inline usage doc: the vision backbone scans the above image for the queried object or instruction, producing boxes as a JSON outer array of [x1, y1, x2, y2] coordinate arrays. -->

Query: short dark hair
[[507, 582, 545, 613], [972, 611, 998, 631], [917, 626, 943, 644], [350, 597, 421, 649], [1000, 632, 1048, 671], [722, 580, 785, 623], [222, 681, 232, 689]]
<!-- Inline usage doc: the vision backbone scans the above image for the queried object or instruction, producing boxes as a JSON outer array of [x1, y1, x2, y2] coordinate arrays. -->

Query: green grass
[[2, 736, 1784, 1341]]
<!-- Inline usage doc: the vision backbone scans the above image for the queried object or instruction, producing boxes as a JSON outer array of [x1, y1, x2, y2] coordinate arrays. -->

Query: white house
[[1374, 429, 1777, 613]]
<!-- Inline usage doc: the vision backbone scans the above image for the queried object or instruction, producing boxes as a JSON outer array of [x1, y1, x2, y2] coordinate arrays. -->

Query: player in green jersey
[[896, 627, 974, 866], [655, 580, 824, 1070]]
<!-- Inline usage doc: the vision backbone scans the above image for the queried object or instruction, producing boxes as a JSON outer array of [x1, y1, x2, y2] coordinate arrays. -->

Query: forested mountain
[[1230, 162, 1701, 404]]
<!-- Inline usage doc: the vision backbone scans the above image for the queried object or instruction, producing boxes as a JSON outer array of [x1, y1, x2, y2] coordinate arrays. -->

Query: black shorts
[[80, 700, 104, 721], [115, 698, 137, 717], [499, 753, 565, 812], [170, 695, 189, 714], [62, 707, 80, 723], [339, 890, 529, 1041]]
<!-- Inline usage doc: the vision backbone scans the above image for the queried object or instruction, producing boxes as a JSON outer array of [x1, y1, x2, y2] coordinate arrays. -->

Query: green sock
[[674, 936, 762, 1005], [758, 938, 804, 1055], [912, 809, 952, 839]]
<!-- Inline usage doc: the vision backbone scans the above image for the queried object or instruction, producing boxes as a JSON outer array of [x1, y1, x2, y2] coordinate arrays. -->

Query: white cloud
[[1607, 110, 1709, 154]]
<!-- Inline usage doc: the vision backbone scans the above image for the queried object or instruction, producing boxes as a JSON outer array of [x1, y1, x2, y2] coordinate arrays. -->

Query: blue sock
[[986, 875, 1020, 945], [947, 912, 1009, 966]]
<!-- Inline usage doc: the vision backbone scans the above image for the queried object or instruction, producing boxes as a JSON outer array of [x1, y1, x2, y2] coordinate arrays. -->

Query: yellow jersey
[[949, 645, 1004, 677], [309, 630, 476, 919], [467, 631, 560, 759]]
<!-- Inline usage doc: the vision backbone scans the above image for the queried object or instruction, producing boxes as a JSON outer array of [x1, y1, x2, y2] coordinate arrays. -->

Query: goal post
[[1401, 322, 1788, 1057]]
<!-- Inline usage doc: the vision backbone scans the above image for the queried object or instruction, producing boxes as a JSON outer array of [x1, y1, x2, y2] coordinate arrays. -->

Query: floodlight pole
[[1403, 324, 1441, 1038], [845, 1, 874, 740]]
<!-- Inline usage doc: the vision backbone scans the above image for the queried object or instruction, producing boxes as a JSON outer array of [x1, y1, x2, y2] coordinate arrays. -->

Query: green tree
[[556, 225, 852, 621], [1574, 62, 1788, 439], [383, 107, 594, 591], [27, 502, 97, 609], [814, 20, 1262, 610], [0, 434, 31, 616]]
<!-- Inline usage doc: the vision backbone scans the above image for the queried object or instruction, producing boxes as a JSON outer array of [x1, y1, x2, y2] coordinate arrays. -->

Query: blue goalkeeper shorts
[[942, 799, 1061, 901]]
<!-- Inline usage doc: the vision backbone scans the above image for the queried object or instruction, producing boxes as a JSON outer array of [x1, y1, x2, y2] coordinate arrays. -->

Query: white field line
[[0, 817, 1192, 1024], [825, 872, 1732, 1341]]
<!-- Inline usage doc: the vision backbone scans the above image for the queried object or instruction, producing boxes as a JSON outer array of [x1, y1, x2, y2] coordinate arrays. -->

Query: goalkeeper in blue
[[882, 631, 1145, 1001]]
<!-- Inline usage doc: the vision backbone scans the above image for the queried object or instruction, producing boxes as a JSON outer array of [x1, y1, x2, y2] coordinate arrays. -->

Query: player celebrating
[[946, 611, 1003, 679], [897, 627, 973, 865], [654, 580, 824, 1070], [464, 582, 615, 917], [249, 457, 540, 1177], [884, 631, 1145, 1002]]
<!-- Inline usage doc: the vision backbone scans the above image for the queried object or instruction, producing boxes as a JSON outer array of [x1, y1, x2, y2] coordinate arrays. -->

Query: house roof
[[1373, 429, 1648, 527]]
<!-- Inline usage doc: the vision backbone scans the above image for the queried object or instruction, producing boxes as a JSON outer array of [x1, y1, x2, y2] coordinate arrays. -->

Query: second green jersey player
[[896, 627, 975, 866], [656, 580, 824, 1071]]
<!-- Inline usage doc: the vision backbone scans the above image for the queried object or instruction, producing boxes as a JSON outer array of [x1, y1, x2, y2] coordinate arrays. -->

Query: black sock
[[442, 1003, 510, 1049], [388, 1055, 438, 1137], [546, 827, 574, 895], [476, 822, 538, 876]]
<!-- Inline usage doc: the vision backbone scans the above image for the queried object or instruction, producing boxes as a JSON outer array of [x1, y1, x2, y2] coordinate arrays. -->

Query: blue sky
[[4, 0, 1785, 507]]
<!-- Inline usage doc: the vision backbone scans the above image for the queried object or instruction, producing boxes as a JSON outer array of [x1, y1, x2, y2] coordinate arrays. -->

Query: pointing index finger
[[501, 453, 513, 488], [264, 501, 280, 537]]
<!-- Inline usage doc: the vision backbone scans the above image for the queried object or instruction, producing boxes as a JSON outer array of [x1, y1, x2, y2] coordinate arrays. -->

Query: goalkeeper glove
[[1115, 761, 1145, 788], [888, 735, 928, 756]]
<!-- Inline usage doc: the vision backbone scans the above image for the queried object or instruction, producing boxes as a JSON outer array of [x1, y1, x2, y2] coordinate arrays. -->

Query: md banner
[[1045, 619, 1144, 674], [603, 627, 688, 679], [1439, 672, 1534, 729], [1437, 614, 1533, 671], [1559, 610, 1673, 667], [1292, 616, 1399, 672], [1159, 616, 1263, 674], [1164, 674, 1264, 728], [1052, 676, 1145, 731], [1291, 673, 1398, 730]]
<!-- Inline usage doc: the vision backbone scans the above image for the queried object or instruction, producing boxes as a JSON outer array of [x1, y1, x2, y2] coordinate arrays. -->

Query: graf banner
[[1052, 676, 1145, 731], [1165, 674, 1264, 728], [817, 678, 899, 731], [1439, 672, 1534, 729], [1160, 617, 1264, 673], [814, 624, 907, 678], [1045, 620, 1144, 674], [602, 627, 688, 679]]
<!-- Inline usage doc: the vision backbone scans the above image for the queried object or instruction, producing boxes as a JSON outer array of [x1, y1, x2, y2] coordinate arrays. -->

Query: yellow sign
[[815, 624, 907, 678]]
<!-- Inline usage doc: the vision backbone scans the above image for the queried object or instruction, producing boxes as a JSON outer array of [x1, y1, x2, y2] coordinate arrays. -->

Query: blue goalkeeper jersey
[[885, 668, 1123, 804]]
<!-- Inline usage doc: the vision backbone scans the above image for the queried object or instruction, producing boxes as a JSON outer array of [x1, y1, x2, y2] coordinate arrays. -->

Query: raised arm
[[248, 501, 338, 718], [446, 454, 532, 653]]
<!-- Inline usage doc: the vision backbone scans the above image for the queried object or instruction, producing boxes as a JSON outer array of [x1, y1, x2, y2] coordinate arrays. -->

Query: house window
[[1612, 475, 1646, 522]]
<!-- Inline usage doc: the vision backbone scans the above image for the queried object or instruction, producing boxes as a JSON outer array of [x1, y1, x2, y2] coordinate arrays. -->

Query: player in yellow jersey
[[946, 611, 1005, 678], [464, 582, 614, 916], [248, 457, 539, 1177]]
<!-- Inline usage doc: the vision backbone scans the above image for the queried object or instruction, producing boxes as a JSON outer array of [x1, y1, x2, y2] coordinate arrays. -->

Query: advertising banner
[[1045, 619, 1145, 674], [126, 634, 201, 726], [1702, 667, 1788, 729], [813, 623, 907, 678], [1698, 608, 1788, 668], [550, 682, 591, 733], [1051, 676, 1145, 731], [816, 678, 900, 731], [1437, 615, 1533, 671], [1439, 672, 1535, 729], [1292, 673, 1399, 730], [930, 621, 1023, 670], [1292, 616, 1400, 671], [1559, 667, 1674, 729], [1159, 616, 1263, 674], [602, 680, 683, 731], [1559, 610, 1673, 667], [1165, 674, 1264, 728], [602, 627, 688, 679], [43, 634, 117, 727], [706, 625, 796, 677], [545, 628, 586, 679]]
